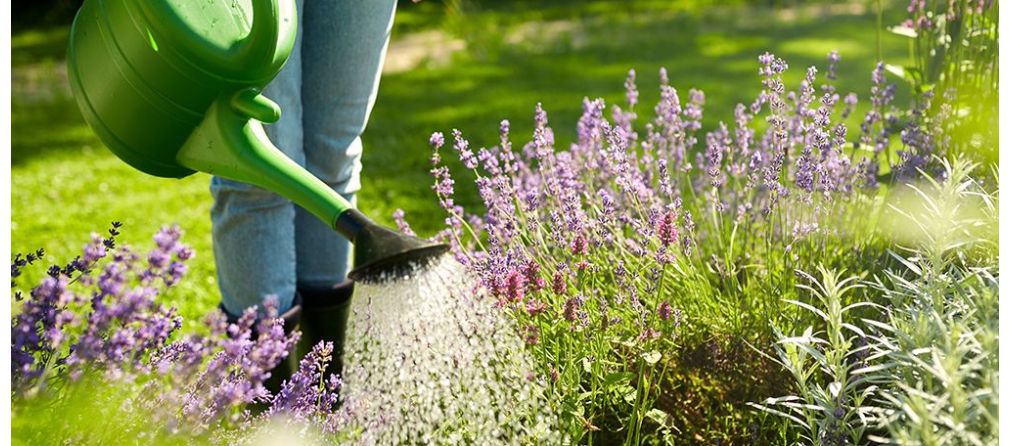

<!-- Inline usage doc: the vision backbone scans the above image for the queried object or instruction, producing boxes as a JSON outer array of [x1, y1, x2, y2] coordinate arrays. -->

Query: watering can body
[[68, 0, 358, 233], [68, 0, 297, 178]]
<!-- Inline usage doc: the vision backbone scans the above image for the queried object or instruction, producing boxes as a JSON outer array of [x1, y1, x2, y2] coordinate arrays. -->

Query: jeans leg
[[296, 0, 397, 287], [211, 0, 305, 315]]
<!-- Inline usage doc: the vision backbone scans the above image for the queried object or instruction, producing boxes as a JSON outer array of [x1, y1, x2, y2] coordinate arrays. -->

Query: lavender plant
[[398, 50, 958, 441], [11, 48, 993, 446], [11, 225, 344, 444], [12, 222, 185, 390], [888, 0, 998, 163], [12, 224, 557, 445]]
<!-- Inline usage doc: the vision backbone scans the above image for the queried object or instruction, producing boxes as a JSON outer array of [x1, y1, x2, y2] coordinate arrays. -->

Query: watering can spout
[[177, 88, 351, 227]]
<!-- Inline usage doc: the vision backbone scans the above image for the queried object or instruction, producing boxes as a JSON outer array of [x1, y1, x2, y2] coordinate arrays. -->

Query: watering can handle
[[236, 0, 284, 75], [138, 0, 293, 80]]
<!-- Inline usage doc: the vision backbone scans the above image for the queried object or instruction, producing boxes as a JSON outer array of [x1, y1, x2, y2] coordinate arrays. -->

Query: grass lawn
[[12, 1, 910, 334]]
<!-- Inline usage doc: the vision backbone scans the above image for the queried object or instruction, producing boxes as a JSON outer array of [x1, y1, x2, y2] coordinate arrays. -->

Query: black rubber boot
[[219, 294, 303, 396], [296, 280, 354, 379]]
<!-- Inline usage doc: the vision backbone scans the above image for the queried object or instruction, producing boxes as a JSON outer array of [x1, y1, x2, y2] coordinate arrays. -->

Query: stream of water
[[336, 255, 560, 445]]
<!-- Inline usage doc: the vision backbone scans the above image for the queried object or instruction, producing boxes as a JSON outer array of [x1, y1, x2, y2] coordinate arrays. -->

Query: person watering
[[68, 0, 446, 390], [211, 0, 396, 381]]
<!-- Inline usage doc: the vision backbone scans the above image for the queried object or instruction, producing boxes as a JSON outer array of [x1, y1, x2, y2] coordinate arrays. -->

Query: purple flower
[[624, 69, 639, 108], [419, 54, 934, 386], [656, 209, 679, 248], [552, 270, 567, 296], [842, 92, 858, 119], [562, 297, 580, 323], [11, 275, 70, 380], [571, 234, 588, 256], [826, 50, 840, 81], [14, 225, 193, 394], [429, 131, 445, 149], [451, 129, 478, 169], [704, 123, 730, 187], [686, 89, 704, 126], [503, 269, 526, 303], [523, 325, 540, 345], [165, 261, 188, 286], [148, 250, 170, 269], [522, 260, 546, 291], [531, 103, 555, 155], [431, 166, 455, 203], [153, 225, 181, 250], [792, 221, 819, 238], [526, 299, 547, 317], [83, 233, 107, 264], [657, 302, 673, 321], [266, 341, 341, 426], [176, 246, 194, 261], [392, 208, 416, 236], [795, 146, 817, 193], [758, 52, 788, 77], [638, 327, 659, 341]]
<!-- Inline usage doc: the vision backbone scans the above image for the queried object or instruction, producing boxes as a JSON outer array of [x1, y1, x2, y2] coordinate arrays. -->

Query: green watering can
[[67, 0, 446, 281]]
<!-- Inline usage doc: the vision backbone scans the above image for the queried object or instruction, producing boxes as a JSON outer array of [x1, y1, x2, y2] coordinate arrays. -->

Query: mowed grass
[[12, 1, 910, 326]]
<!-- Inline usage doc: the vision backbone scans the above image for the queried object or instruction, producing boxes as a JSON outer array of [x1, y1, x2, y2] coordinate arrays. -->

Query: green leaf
[[852, 363, 897, 375], [641, 351, 662, 365], [623, 387, 639, 404], [616, 385, 636, 399], [888, 250, 923, 276], [783, 299, 828, 321], [603, 372, 634, 388], [645, 408, 670, 426]]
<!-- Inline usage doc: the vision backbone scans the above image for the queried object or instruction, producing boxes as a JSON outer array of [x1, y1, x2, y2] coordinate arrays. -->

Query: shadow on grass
[[11, 25, 70, 65], [11, 25, 98, 167], [13, 95, 100, 166]]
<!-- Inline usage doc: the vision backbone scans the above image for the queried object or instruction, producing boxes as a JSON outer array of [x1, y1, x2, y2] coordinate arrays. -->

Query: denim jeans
[[212, 0, 397, 315]]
